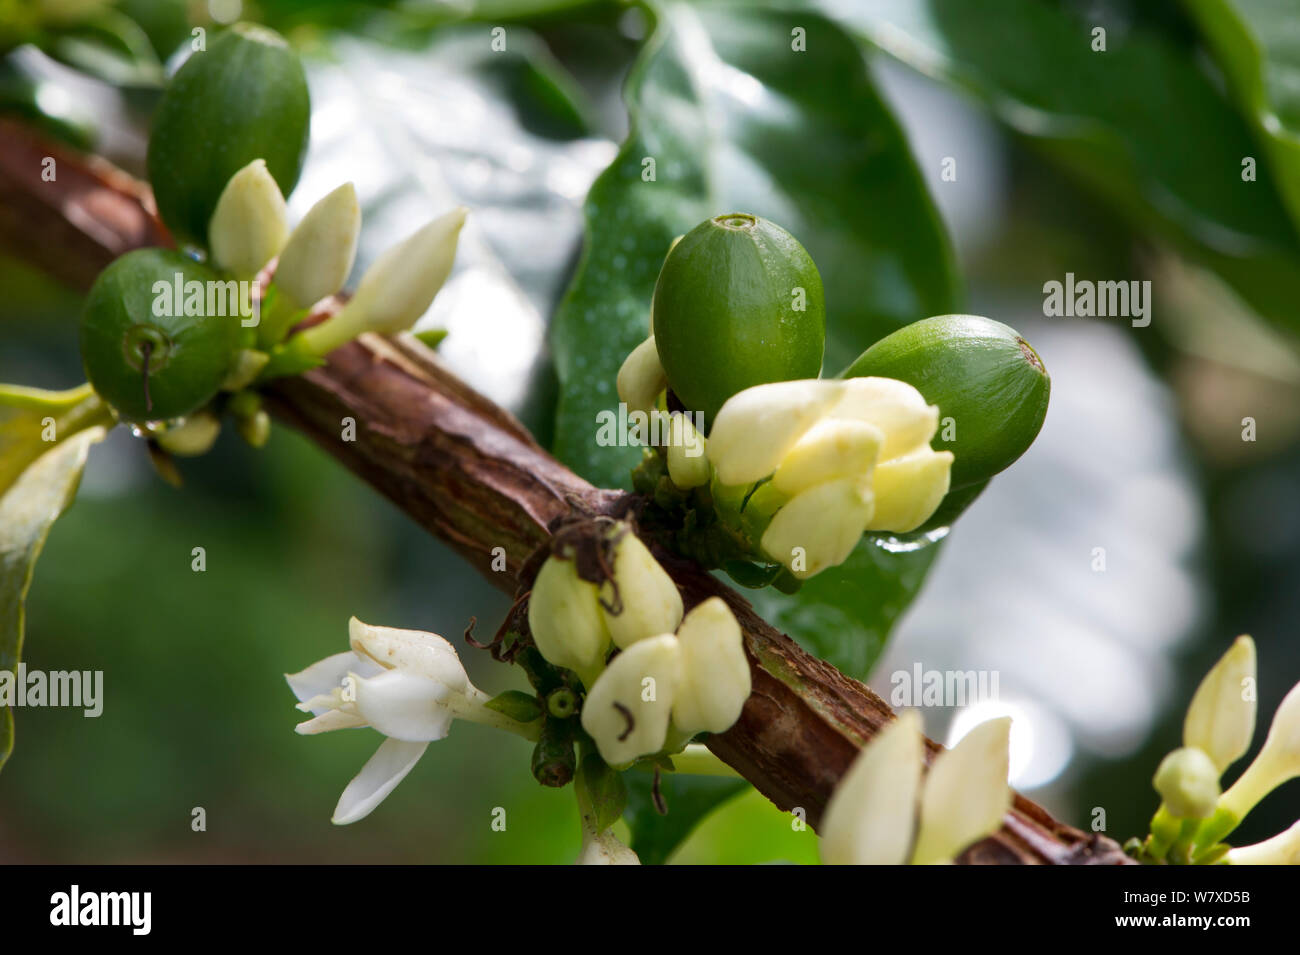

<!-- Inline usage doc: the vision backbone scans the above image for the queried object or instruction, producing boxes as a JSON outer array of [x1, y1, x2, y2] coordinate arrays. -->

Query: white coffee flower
[[287, 617, 532, 824]]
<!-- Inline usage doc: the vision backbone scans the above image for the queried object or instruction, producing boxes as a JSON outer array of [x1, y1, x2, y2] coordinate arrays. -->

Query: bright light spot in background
[[208, 0, 242, 25], [948, 698, 1074, 790]]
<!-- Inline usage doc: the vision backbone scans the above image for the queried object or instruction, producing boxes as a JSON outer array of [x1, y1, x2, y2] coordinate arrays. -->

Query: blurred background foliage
[[1, 0, 1298, 862]]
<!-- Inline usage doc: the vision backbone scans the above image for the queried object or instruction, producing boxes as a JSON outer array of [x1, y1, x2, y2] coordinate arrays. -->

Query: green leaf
[[831, 0, 1300, 336], [550, 0, 961, 489], [0, 383, 107, 496], [623, 769, 749, 865], [484, 689, 543, 723], [301, 25, 611, 440], [1184, 0, 1300, 230], [752, 535, 942, 679], [0, 426, 105, 771]]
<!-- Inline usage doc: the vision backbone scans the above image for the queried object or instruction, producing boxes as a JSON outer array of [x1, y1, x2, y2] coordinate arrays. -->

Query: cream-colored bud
[[672, 598, 749, 734], [576, 826, 642, 865], [911, 717, 1012, 864], [1184, 635, 1257, 773], [666, 412, 709, 488], [155, 411, 221, 456], [208, 159, 289, 278], [616, 337, 668, 415], [707, 379, 844, 485], [821, 710, 924, 865], [1153, 746, 1221, 819], [772, 417, 883, 497], [527, 555, 611, 687], [832, 377, 939, 459], [298, 207, 466, 356], [275, 182, 361, 309], [581, 634, 681, 766], [866, 448, 954, 533], [1219, 681, 1300, 820], [1226, 819, 1300, 865], [598, 528, 683, 650], [760, 477, 873, 579]]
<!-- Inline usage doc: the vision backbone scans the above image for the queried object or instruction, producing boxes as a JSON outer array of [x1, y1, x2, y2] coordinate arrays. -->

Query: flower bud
[[237, 408, 271, 448], [275, 182, 361, 309], [1226, 819, 1300, 866], [760, 477, 873, 579], [527, 554, 610, 687], [1219, 681, 1300, 821], [821, 710, 924, 865], [911, 717, 1011, 864], [298, 207, 466, 355], [598, 528, 683, 650], [581, 634, 681, 766], [866, 447, 954, 533], [671, 598, 749, 734], [616, 336, 668, 416], [155, 411, 221, 457], [576, 829, 642, 865], [208, 159, 290, 278], [1153, 746, 1221, 820], [1184, 635, 1256, 773], [666, 412, 709, 488]]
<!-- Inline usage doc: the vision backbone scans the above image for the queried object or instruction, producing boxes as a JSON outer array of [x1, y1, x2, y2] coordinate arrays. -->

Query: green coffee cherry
[[147, 23, 309, 247], [843, 315, 1049, 491], [652, 213, 825, 427], [80, 249, 240, 422]]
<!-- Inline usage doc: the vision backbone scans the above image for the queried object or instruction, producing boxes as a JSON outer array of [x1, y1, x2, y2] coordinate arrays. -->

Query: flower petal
[[760, 478, 873, 579], [352, 669, 456, 742], [1183, 635, 1256, 773], [707, 379, 845, 485], [331, 738, 429, 825], [349, 617, 469, 693], [294, 708, 368, 735], [1227, 819, 1300, 865], [820, 709, 924, 865], [771, 417, 883, 497], [866, 448, 953, 533], [910, 717, 1011, 865], [286, 651, 368, 709], [832, 377, 938, 460]]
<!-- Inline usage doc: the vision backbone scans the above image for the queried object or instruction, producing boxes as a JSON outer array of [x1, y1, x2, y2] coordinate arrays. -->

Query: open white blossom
[[287, 617, 533, 824]]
